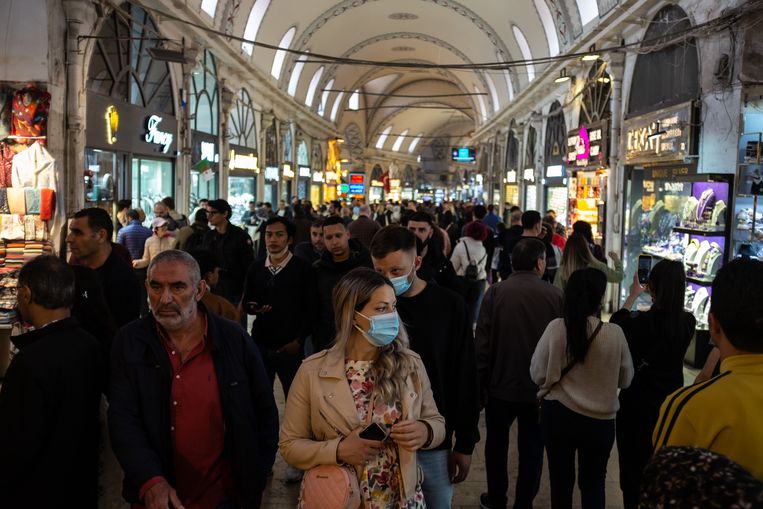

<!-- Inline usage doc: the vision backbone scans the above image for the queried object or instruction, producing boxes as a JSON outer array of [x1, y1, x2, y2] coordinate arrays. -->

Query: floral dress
[[345, 360, 426, 509]]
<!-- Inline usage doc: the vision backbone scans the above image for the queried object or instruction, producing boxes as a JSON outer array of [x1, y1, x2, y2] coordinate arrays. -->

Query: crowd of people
[[0, 195, 761, 509]]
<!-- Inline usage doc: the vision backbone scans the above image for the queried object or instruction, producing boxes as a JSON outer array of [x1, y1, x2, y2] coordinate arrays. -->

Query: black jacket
[[108, 309, 279, 508], [200, 222, 255, 303], [0, 318, 103, 508], [312, 238, 372, 351]]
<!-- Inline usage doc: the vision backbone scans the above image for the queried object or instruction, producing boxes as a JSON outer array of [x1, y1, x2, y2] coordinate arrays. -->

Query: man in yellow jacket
[[653, 258, 763, 480]]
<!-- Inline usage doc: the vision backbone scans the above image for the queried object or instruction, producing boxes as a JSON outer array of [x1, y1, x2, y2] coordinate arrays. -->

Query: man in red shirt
[[109, 250, 278, 509]]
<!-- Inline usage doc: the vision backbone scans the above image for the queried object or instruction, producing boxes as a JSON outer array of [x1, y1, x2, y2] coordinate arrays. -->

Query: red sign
[[349, 173, 364, 184]]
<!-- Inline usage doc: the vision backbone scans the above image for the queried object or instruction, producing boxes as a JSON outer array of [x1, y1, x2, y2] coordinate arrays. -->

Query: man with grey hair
[[108, 250, 278, 509], [0, 256, 103, 507], [348, 204, 381, 249]]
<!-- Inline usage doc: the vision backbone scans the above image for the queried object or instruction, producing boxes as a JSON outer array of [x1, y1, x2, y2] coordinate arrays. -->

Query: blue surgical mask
[[355, 310, 400, 347], [390, 267, 414, 296]]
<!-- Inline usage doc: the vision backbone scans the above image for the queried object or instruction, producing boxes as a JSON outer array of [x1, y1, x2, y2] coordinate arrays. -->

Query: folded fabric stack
[[5, 241, 25, 268], [0, 269, 18, 324], [0, 240, 5, 266], [0, 213, 24, 240]]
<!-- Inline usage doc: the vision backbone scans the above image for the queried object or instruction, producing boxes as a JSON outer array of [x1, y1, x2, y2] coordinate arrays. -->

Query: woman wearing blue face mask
[[280, 267, 446, 509]]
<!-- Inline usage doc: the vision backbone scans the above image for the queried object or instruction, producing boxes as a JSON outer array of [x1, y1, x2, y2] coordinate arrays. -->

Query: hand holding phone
[[359, 422, 389, 441], [637, 255, 652, 285]]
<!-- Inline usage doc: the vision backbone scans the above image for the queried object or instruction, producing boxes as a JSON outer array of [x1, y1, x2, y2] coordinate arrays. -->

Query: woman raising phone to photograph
[[280, 267, 445, 508]]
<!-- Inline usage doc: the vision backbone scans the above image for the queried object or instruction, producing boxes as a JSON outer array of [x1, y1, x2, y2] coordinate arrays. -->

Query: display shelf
[[673, 226, 727, 236], [686, 276, 714, 286], [641, 250, 683, 261]]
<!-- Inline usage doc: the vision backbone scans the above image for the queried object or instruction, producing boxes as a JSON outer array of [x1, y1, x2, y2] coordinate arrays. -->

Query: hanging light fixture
[[582, 44, 600, 62], [554, 68, 571, 83]]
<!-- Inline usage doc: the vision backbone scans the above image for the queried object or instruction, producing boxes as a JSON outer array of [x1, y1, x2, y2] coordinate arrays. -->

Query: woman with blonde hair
[[554, 233, 624, 290], [280, 267, 445, 509]]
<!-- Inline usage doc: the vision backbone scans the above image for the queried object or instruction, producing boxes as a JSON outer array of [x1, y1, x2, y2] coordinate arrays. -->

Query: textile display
[[6, 187, 24, 214], [10, 85, 50, 140], [12, 141, 55, 188], [24, 187, 40, 214], [0, 188, 8, 213], [39, 188, 54, 220], [1, 144, 15, 186]]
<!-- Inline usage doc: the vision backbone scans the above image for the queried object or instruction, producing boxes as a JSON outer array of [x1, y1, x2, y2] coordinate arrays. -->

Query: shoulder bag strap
[[463, 241, 472, 262], [540, 320, 604, 399]]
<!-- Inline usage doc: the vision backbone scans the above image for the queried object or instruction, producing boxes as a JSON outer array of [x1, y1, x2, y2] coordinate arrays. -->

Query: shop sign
[[567, 121, 608, 168], [371, 179, 384, 187], [282, 163, 295, 178], [265, 167, 279, 181], [624, 102, 693, 164], [299, 166, 311, 178], [546, 165, 564, 178], [229, 149, 258, 171], [349, 173, 365, 195], [312, 171, 324, 183], [325, 171, 339, 183], [506, 169, 518, 183], [145, 115, 174, 154], [105, 105, 118, 145], [523, 168, 535, 182], [86, 92, 178, 155], [643, 165, 696, 180]]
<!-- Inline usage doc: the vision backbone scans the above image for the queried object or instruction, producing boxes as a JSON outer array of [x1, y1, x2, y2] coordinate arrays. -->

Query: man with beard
[[294, 218, 325, 265], [108, 250, 278, 509], [407, 211, 462, 294]]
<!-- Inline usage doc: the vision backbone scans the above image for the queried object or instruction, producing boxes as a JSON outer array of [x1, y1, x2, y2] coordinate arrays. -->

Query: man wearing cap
[[200, 199, 255, 307], [132, 217, 178, 269]]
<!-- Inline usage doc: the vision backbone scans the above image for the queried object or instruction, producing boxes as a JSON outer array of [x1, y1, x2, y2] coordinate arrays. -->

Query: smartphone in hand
[[359, 422, 388, 441], [638, 255, 652, 285]]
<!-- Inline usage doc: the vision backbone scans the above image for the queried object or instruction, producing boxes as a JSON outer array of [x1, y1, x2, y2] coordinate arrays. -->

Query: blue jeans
[[418, 449, 453, 509]]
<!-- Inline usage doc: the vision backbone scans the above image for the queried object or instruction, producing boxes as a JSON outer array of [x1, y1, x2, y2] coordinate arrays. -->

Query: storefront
[[523, 168, 537, 211], [263, 118, 279, 205], [566, 121, 609, 240], [324, 170, 339, 201], [504, 124, 520, 206], [567, 60, 613, 241], [281, 122, 294, 201], [543, 100, 568, 225], [369, 164, 384, 202], [83, 3, 176, 222], [189, 50, 220, 210], [296, 138, 311, 200], [227, 89, 258, 224]]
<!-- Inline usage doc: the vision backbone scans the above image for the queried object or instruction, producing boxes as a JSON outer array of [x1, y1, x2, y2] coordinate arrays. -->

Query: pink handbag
[[301, 464, 361, 509]]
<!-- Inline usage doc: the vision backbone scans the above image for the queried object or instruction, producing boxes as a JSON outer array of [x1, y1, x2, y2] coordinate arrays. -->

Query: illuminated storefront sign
[[299, 166, 311, 177], [282, 163, 295, 178], [523, 168, 535, 182], [506, 169, 518, 184], [312, 171, 324, 183], [546, 165, 564, 178], [349, 173, 365, 195], [325, 171, 339, 183], [624, 102, 693, 164], [265, 167, 279, 181], [229, 150, 258, 171], [105, 105, 119, 144], [145, 115, 174, 154], [567, 121, 608, 168]]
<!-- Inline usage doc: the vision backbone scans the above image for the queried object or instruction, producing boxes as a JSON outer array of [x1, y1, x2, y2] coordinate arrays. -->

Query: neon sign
[[144, 115, 174, 153]]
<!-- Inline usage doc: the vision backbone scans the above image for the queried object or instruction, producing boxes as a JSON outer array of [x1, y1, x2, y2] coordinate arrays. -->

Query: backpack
[[463, 241, 485, 281]]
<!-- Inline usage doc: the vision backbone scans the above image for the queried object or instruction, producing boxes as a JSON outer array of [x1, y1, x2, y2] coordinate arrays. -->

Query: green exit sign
[[339, 184, 349, 193]]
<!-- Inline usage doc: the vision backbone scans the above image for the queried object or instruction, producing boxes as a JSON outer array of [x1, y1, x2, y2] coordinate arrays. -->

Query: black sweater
[[0, 318, 103, 508], [610, 308, 696, 410], [397, 283, 480, 455], [242, 255, 315, 349]]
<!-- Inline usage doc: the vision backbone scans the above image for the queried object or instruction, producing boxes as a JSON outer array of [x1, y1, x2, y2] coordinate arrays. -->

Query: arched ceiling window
[[305, 66, 324, 107], [392, 129, 409, 152], [376, 125, 393, 149], [627, 6, 698, 118], [318, 78, 334, 116], [242, 0, 271, 56], [485, 73, 500, 112], [408, 133, 423, 154], [575, 0, 599, 26], [475, 86, 488, 122], [580, 60, 612, 124], [228, 89, 256, 149], [544, 101, 566, 166], [87, 3, 174, 114], [297, 140, 309, 166], [287, 53, 308, 97], [533, 0, 560, 56], [282, 123, 293, 162], [348, 89, 360, 111], [512, 26, 536, 82], [330, 90, 345, 122], [200, 0, 217, 17], [497, 51, 515, 102], [271, 27, 296, 79], [190, 50, 219, 135]]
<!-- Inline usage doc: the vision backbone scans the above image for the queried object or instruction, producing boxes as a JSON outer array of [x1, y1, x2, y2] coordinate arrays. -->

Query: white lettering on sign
[[664, 182, 685, 192], [201, 141, 219, 163], [144, 115, 174, 153], [523, 168, 535, 182], [589, 129, 602, 142], [229, 150, 258, 171]]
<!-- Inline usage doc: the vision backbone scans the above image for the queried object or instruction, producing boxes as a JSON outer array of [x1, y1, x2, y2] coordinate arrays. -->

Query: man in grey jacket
[[475, 238, 564, 509]]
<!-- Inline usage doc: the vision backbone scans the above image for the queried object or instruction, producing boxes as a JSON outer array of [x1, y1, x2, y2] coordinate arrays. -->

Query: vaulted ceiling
[[195, 0, 602, 156]]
